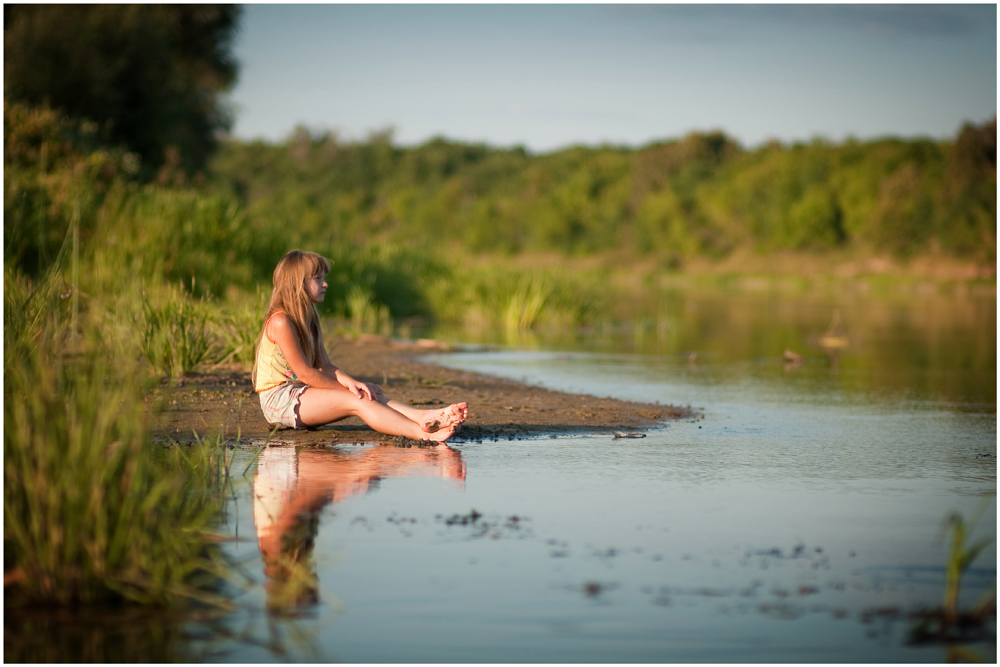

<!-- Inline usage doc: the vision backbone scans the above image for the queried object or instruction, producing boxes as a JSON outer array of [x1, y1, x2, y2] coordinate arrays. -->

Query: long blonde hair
[[252, 250, 332, 385]]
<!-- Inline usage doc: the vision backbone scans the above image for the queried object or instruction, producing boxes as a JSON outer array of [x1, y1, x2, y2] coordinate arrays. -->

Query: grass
[[501, 275, 551, 333], [3, 262, 237, 609], [136, 283, 215, 377], [908, 501, 996, 646], [941, 506, 995, 625], [5, 248, 601, 613], [423, 258, 603, 338], [213, 287, 270, 371], [345, 284, 393, 337], [2, 109, 995, 661]]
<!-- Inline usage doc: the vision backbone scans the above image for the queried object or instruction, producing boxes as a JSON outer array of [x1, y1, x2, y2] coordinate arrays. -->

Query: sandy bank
[[151, 336, 697, 446]]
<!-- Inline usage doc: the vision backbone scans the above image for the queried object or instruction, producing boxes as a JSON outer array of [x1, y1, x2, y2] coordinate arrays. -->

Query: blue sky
[[228, 4, 997, 152]]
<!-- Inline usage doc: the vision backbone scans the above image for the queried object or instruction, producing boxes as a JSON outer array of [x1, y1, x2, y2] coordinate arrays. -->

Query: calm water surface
[[208, 286, 995, 663]]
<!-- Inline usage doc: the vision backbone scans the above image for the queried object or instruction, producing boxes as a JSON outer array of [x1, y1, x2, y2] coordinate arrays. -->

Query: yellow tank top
[[254, 311, 302, 393]]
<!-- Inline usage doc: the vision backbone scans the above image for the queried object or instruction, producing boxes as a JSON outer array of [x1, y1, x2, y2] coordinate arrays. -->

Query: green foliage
[[214, 288, 270, 371], [4, 259, 71, 364], [4, 4, 240, 179], [344, 285, 394, 337], [3, 100, 995, 386], [210, 121, 996, 264], [3, 102, 288, 300], [3, 264, 233, 608], [628, 132, 744, 256], [424, 260, 602, 333], [910, 502, 996, 647], [501, 275, 555, 333], [320, 242, 444, 321], [940, 506, 995, 623], [4, 101, 130, 275], [210, 127, 402, 249], [93, 185, 283, 299], [135, 285, 216, 378], [939, 120, 998, 258]]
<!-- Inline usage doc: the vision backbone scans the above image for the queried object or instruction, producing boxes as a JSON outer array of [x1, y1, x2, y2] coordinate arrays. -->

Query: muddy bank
[[151, 336, 696, 446]]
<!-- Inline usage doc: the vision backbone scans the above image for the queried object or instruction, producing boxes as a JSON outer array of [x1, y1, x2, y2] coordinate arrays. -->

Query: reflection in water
[[4, 608, 209, 663], [253, 444, 465, 614], [432, 285, 996, 407]]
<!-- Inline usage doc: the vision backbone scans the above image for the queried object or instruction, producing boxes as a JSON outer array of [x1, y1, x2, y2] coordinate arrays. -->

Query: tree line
[[208, 121, 996, 266], [4, 4, 996, 283]]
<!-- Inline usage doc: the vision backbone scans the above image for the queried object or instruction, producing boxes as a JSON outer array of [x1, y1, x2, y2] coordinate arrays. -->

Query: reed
[[4, 265, 234, 609], [424, 259, 601, 334], [501, 275, 550, 333], [4, 360, 234, 607], [345, 284, 393, 336], [4, 264, 68, 361], [909, 502, 996, 646], [941, 506, 995, 624], [212, 288, 269, 371], [135, 283, 216, 377]]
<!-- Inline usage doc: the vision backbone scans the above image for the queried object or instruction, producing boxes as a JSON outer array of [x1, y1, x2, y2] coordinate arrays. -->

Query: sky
[[228, 3, 997, 152]]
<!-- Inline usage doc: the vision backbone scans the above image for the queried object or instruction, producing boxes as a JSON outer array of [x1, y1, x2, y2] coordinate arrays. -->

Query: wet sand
[[152, 335, 695, 445]]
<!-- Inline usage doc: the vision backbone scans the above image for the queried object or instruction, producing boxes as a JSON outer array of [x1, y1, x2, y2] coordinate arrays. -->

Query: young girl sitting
[[252, 250, 468, 442]]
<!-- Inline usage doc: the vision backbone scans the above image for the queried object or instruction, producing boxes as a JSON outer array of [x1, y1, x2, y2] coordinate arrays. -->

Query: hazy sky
[[228, 3, 997, 152]]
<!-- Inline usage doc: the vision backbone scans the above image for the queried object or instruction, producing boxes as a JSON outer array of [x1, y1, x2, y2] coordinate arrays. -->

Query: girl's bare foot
[[421, 402, 469, 433], [424, 425, 456, 442]]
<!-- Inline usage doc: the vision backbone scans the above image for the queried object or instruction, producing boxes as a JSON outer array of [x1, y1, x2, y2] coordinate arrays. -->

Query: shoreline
[[151, 336, 697, 446]]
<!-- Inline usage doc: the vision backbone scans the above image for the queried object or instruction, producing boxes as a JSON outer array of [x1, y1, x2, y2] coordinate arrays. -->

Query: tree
[[4, 4, 241, 180]]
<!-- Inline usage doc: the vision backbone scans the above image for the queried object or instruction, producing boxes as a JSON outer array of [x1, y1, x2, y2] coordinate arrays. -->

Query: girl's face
[[304, 274, 328, 303]]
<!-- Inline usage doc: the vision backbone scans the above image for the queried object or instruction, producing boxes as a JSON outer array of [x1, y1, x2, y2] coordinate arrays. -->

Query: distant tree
[[942, 118, 996, 258], [952, 118, 997, 179], [4, 4, 241, 180], [207, 125, 995, 263]]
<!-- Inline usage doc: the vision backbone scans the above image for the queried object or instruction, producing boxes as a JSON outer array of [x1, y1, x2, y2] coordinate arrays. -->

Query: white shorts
[[258, 382, 309, 429]]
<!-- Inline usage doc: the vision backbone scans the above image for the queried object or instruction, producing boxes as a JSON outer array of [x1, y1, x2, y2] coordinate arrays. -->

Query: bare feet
[[421, 402, 469, 433], [424, 425, 456, 442]]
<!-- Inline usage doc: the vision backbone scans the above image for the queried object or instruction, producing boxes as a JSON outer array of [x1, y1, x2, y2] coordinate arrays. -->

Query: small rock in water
[[613, 431, 646, 439]]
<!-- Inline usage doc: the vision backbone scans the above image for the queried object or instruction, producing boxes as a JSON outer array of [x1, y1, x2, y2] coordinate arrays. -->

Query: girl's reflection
[[252, 443, 465, 614]]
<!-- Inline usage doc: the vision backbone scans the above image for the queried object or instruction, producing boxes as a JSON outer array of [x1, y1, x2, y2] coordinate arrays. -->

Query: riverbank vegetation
[[210, 118, 996, 266], [3, 261, 238, 609], [6, 98, 995, 331], [3, 3, 995, 617], [5, 100, 994, 597], [4, 5, 249, 614], [4, 98, 995, 607]]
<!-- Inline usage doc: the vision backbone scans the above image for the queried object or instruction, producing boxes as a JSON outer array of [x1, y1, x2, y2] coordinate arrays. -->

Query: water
[[209, 285, 995, 662]]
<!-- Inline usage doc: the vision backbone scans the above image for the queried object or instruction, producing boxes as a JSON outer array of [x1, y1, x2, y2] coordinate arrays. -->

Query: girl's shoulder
[[264, 310, 296, 341]]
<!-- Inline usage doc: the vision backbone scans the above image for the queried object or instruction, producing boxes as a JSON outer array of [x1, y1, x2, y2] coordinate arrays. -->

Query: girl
[[252, 250, 468, 442]]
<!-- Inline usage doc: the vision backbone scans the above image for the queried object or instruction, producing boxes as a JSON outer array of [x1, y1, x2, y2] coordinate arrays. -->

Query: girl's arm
[[267, 313, 373, 399], [319, 335, 384, 400]]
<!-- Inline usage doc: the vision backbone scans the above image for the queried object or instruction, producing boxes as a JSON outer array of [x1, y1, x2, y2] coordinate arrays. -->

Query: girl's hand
[[339, 374, 373, 400], [365, 382, 384, 399]]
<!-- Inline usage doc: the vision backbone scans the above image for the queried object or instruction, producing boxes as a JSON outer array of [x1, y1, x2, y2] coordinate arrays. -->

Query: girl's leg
[[378, 397, 469, 433], [362, 382, 467, 432], [297, 386, 455, 442]]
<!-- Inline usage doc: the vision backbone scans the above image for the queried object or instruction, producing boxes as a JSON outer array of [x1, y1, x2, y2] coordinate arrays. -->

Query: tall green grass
[[940, 506, 995, 624], [344, 284, 393, 337], [908, 502, 996, 649], [423, 259, 603, 336], [4, 265, 235, 608], [501, 275, 553, 333], [135, 283, 215, 377], [214, 286, 270, 371]]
